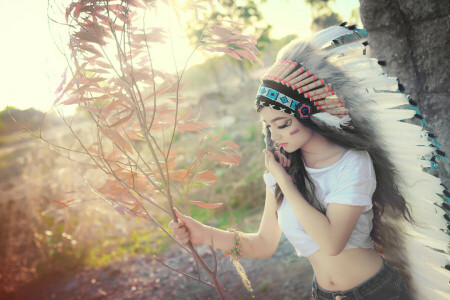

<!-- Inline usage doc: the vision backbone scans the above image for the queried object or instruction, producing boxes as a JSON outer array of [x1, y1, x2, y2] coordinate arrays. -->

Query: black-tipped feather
[[408, 98, 417, 106], [436, 150, 446, 157]]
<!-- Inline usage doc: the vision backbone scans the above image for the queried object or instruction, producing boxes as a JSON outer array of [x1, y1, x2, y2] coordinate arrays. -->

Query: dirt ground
[[5, 235, 314, 300]]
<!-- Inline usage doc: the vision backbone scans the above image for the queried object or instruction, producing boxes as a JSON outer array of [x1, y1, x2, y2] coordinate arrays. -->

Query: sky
[[0, 0, 359, 115]]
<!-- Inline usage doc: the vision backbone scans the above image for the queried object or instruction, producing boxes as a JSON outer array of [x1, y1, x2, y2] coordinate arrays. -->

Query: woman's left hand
[[263, 149, 290, 179]]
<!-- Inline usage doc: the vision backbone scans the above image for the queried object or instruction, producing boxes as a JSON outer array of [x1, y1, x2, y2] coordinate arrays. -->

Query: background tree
[[305, 0, 342, 31], [359, 0, 449, 186]]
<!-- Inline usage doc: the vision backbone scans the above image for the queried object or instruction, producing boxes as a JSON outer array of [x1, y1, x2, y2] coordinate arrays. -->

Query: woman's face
[[260, 106, 314, 153]]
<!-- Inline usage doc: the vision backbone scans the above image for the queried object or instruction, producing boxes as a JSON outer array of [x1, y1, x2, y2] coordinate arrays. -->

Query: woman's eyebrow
[[262, 117, 288, 123]]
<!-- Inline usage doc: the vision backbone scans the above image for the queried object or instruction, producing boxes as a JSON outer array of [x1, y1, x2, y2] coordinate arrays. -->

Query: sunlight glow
[[0, 0, 360, 115]]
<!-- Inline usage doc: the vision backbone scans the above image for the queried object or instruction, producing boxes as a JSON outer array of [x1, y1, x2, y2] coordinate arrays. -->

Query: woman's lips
[[280, 143, 288, 147]]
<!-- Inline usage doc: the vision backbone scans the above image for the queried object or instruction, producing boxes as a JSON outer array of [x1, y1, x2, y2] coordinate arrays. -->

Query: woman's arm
[[275, 171, 365, 256], [203, 186, 282, 258], [263, 149, 365, 256], [169, 187, 282, 259]]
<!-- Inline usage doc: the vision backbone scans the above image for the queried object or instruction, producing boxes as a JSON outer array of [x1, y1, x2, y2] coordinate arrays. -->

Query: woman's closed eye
[[277, 119, 292, 129], [263, 119, 292, 132]]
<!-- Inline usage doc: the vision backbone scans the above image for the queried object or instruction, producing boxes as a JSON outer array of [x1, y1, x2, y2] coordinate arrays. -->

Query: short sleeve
[[263, 172, 277, 195], [325, 151, 376, 212]]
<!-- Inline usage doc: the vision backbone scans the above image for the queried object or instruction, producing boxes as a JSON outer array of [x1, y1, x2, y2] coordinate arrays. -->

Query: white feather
[[311, 112, 351, 129], [310, 26, 354, 49]]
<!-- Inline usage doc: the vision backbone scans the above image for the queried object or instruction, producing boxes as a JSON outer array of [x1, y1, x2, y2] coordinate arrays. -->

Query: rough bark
[[359, 1, 449, 297], [360, 0, 449, 187]]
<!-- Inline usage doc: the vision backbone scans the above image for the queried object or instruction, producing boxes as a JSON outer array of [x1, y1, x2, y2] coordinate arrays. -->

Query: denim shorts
[[311, 256, 412, 300]]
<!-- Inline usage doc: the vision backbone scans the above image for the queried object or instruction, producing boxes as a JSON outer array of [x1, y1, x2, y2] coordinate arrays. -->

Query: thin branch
[[153, 255, 215, 288]]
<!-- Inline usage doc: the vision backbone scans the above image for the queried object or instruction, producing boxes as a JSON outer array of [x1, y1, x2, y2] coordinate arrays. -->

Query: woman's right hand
[[168, 208, 207, 245]]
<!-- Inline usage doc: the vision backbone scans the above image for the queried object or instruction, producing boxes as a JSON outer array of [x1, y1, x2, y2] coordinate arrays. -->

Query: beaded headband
[[256, 59, 350, 128]]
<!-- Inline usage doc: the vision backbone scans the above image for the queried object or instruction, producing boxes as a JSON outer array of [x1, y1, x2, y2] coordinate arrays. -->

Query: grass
[[86, 228, 169, 268], [82, 205, 261, 268], [190, 204, 261, 231]]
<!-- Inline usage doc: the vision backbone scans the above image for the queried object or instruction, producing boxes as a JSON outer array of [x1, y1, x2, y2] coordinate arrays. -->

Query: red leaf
[[100, 128, 133, 153], [53, 200, 69, 207], [54, 74, 77, 105], [193, 170, 217, 184], [110, 112, 134, 127], [225, 51, 242, 61], [190, 200, 223, 209], [206, 152, 241, 166], [169, 169, 188, 182], [113, 204, 127, 215], [95, 60, 112, 69], [178, 120, 210, 134], [55, 69, 67, 94], [75, 31, 105, 45], [220, 140, 239, 150]]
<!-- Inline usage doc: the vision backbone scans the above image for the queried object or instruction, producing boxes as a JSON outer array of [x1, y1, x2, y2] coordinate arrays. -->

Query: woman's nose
[[272, 132, 282, 141]]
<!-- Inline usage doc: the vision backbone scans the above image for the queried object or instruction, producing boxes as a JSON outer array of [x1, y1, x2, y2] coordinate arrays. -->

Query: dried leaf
[[169, 169, 188, 182], [110, 111, 133, 127], [206, 152, 241, 166], [100, 128, 133, 153], [113, 204, 127, 215], [190, 200, 223, 209], [95, 60, 112, 69], [55, 69, 67, 94], [225, 51, 242, 61], [53, 200, 69, 207], [220, 140, 239, 150], [193, 170, 217, 183], [178, 120, 210, 134]]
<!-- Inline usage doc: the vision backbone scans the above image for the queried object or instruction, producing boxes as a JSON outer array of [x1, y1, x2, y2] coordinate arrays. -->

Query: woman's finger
[[178, 232, 189, 240], [277, 151, 287, 167], [169, 221, 184, 229]]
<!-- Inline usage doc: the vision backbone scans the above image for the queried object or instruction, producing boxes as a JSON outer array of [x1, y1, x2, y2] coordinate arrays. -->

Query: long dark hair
[[257, 104, 415, 252]]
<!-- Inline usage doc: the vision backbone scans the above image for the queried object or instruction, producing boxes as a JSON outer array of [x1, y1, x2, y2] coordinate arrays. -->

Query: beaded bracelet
[[223, 228, 242, 260], [223, 228, 254, 298]]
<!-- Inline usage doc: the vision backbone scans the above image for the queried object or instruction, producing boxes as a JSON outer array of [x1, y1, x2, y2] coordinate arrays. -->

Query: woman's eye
[[278, 119, 292, 129]]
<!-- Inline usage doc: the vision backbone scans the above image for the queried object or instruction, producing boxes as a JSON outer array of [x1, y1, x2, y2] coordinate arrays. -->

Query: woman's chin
[[282, 147, 294, 154]]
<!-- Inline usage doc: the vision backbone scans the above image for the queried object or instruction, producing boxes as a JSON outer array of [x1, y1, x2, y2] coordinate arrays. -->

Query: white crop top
[[263, 149, 376, 257]]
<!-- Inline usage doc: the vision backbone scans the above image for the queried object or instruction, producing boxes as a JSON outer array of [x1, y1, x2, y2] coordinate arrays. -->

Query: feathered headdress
[[256, 23, 449, 299]]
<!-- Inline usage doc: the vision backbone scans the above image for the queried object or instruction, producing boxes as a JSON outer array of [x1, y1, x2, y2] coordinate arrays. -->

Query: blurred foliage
[[305, 0, 343, 32], [312, 11, 342, 30], [183, 33, 298, 93], [33, 214, 86, 274], [186, 0, 272, 80], [349, 7, 361, 25]]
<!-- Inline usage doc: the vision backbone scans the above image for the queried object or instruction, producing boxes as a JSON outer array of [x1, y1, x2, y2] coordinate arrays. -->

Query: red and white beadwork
[[263, 59, 349, 118]]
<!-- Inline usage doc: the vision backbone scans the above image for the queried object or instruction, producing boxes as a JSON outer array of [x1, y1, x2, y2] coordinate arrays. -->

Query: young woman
[[169, 24, 449, 300]]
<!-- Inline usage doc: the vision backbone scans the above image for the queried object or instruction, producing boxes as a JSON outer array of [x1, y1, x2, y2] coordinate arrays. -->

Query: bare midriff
[[308, 247, 384, 291]]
